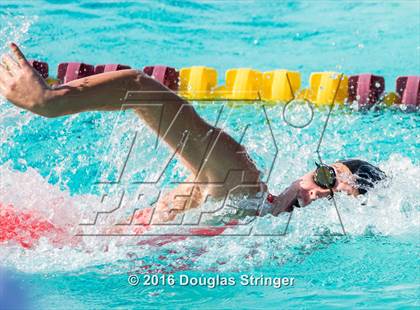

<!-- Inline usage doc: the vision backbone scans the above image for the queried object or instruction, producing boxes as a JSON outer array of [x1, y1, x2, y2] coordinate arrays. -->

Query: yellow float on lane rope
[[261, 70, 301, 102], [179, 66, 218, 100], [307, 72, 348, 105], [216, 68, 262, 100]]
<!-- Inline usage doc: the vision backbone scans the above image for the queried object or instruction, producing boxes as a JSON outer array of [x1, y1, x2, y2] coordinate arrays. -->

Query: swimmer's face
[[296, 163, 359, 207]]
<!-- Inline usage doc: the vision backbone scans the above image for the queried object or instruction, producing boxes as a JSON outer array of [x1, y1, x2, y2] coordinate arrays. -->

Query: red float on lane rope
[[94, 64, 131, 74], [143, 65, 179, 91], [29, 60, 49, 79], [57, 62, 95, 84], [349, 74, 385, 108], [396, 76, 420, 106]]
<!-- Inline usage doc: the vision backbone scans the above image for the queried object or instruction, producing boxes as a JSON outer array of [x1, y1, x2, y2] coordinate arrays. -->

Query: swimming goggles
[[313, 162, 337, 190]]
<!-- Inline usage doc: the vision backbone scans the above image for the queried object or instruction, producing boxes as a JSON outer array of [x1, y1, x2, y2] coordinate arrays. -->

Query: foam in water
[[0, 154, 419, 274]]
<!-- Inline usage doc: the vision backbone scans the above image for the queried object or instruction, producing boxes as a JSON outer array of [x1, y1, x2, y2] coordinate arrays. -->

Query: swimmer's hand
[[0, 43, 53, 116]]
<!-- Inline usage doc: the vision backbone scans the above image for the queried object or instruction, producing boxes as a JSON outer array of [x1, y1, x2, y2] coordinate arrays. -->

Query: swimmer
[[0, 43, 386, 222]]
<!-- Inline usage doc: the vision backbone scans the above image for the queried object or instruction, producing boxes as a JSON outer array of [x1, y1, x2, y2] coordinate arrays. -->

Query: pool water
[[1, 1, 419, 309]]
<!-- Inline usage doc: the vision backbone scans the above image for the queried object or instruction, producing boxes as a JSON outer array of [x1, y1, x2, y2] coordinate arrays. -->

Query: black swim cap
[[340, 159, 386, 195]]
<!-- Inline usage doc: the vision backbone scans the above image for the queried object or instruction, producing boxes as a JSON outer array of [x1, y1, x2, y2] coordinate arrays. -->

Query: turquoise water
[[1, 1, 419, 309]]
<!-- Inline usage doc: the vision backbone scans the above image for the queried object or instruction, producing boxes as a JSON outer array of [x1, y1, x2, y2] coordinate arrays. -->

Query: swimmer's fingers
[[0, 77, 6, 94], [0, 64, 12, 94], [1, 54, 20, 73], [9, 43, 30, 68], [0, 63, 13, 80]]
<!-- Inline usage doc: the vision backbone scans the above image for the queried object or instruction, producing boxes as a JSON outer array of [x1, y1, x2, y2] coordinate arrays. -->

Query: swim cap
[[340, 159, 386, 195]]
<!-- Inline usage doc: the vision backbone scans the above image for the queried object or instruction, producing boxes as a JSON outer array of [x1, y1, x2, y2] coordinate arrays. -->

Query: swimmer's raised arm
[[0, 43, 263, 198], [0, 43, 174, 117]]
